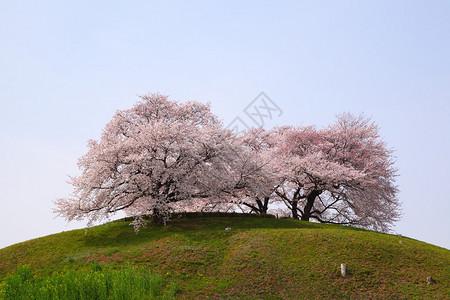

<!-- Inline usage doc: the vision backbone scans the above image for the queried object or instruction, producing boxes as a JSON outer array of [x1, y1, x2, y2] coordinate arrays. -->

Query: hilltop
[[0, 213, 448, 299]]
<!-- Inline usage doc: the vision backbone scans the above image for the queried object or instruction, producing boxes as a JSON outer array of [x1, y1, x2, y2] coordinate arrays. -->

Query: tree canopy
[[55, 94, 400, 232], [274, 114, 400, 232]]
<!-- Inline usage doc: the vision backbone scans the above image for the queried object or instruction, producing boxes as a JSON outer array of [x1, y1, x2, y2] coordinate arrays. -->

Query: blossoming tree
[[54, 94, 240, 227], [55, 94, 400, 232], [274, 114, 400, 232], [225, 127, 285, 214]]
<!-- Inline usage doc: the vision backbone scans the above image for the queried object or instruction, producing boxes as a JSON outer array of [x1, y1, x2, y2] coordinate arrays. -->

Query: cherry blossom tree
[[174, 127, 281, 215], [55, 93, 400, 232], [225, 127, 285, 214], [274, 114, 400, 232], [55, 94, 240, 227]]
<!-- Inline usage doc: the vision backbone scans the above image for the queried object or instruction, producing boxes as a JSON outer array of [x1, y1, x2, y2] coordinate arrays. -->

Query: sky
[[1, 1, 449, 249]]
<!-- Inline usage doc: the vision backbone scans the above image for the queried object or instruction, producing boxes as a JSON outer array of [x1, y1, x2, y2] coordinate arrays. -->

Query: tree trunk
[[152, 207, 166, 226], [255, 197, 270, 214], [262, 196, 269, 214], [301, 190, 321, 221], [292, 200, 299, 219]]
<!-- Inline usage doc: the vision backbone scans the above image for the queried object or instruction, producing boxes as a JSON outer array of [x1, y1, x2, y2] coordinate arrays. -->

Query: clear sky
[[1, 1, 449, 249]]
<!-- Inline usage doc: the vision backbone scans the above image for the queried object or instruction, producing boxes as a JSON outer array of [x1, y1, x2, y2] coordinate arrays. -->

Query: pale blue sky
[[1, 1, 449, 249]]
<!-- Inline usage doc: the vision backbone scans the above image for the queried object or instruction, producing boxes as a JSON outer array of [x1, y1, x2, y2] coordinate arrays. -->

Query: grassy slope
[[0, 214, 448, 299]]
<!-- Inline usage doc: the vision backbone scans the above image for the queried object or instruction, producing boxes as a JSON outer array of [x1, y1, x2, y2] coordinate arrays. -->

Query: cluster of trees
[[55, 94, 400, 232]]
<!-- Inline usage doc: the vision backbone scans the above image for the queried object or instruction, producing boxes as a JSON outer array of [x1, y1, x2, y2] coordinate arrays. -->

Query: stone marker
[[341, 264, 347, 278]]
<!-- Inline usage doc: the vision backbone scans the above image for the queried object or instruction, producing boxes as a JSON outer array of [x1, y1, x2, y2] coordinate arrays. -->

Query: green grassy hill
[[0, 213, 449, 299]]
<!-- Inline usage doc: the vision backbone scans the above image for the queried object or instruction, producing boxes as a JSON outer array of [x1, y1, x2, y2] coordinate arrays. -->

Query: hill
[[0, 213, 449, 299]]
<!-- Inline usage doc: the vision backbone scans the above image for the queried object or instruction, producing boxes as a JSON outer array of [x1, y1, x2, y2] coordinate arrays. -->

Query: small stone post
[[341, 264, 347, 278]]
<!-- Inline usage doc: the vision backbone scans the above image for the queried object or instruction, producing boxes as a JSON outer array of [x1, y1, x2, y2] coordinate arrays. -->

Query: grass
[[0, 264, 176, 300], [0, 213, 449, 299]]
